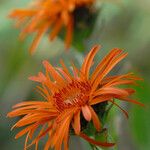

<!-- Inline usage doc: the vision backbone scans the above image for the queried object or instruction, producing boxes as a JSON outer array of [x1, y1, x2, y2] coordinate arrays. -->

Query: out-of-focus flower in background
[[7, 45, 143, 150], [9, 0, 97, 54]]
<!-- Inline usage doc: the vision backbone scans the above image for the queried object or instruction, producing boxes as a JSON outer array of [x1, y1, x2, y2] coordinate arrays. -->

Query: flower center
[[53, 80, 91, 111]]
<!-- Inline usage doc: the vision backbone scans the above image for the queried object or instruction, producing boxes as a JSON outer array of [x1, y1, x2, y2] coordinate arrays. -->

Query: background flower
[[9, 0, 97, 53]]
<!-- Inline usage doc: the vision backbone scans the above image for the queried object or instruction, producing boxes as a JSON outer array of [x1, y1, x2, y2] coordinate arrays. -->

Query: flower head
[[10, 0, 95, 54], [8, 45, 143, 150]]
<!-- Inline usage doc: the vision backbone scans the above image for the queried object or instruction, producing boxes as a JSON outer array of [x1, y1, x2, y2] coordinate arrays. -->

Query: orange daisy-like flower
[[10, 0, 95, 54], [8, 45, 143, 150]]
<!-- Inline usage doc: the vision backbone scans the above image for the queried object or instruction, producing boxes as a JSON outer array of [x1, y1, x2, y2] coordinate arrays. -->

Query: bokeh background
[[0, 0, 150, 150]]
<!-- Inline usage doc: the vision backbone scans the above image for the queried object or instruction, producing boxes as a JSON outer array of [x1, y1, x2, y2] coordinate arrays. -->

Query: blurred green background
[[0, 0, 150, 150]]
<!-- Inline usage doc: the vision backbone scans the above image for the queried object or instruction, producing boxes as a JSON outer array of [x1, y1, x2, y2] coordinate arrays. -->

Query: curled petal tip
[[93, 44, 101, 50], [28, 76, 35, 81], [42, 60, 49, 66]]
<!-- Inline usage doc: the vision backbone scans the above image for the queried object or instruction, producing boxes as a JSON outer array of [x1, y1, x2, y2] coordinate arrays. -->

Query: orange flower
[[8, 45, 143, 150], [10, 0, 95, 54]]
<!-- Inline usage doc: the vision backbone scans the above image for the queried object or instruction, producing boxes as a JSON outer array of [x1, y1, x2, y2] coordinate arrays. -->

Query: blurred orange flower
[[10, 0, 95, 54], [8, 45, 143, 150]]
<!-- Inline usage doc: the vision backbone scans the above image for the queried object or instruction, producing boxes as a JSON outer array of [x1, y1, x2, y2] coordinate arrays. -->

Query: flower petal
[[79, 133, 115, 147], [81, 45, 100, 79], [82, 105, 92, 121], [89, 106, 101, 131], [73, 110, 81, 135]]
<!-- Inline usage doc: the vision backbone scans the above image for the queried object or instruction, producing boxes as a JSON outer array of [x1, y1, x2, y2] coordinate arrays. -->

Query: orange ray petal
[[89, 106, 101, 131], [56, 107, 77, 123], [91, 48, 122, 83], [60, 59, 73, 79], [65, 16, 73, 49], [81, 45, 100, 79], [43, 60, 66, 86], [73, 110, 81, 135], [49, 19, 63, 40], [81, 105, 92, 121], [79, 133, 115, 147], [15, 123, 37, 139], [102, 73, 134, 86], [56, 67, 72, 82], [9, 9, 36, 18], [94, 87, 129, 98], [92, 52, 128, 91], [117, 96, 144, 107], [44, 136, 52, 150], [52, 115, 72, 149], [33, 125, 53, 146], [29, 23, 49, 54], [24, 132, 30, 150], [89, 95, 112, 105], [63, 127, 69, 150], [12, 101, 51, 109], [71, 61, 79, 79], [29, 72, 47, 83]]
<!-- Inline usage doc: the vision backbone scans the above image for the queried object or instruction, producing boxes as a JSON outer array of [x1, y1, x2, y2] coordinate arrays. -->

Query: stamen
[[53, 80, 91, 111]]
